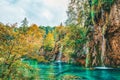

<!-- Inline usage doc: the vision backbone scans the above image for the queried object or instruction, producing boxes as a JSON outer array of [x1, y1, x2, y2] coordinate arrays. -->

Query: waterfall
[[58, 61, 62, 73], [94, 36, 114, 69], [101, 35, 106, 67], [85, 42, 89, 67], [57, 45, 63, 62], [55, 45, 63, 74]]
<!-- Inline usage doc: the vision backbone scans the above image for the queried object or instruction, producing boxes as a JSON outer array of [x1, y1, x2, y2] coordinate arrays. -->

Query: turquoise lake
[[23, 60, 120, 80], [38, 63, 120, 80]]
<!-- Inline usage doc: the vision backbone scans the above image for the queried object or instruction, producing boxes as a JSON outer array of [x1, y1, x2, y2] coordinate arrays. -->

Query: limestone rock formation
[[87, 0, 120, 67]]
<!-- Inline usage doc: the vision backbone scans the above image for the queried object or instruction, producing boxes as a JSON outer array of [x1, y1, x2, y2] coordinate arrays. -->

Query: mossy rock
[[62, 74, 85, 80]]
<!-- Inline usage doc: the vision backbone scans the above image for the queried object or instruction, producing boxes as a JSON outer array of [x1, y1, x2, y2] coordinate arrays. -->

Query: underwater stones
[[62, 74, 87, 80]]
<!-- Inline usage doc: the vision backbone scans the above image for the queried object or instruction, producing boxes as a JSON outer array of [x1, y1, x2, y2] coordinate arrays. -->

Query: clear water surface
[[24, 60, 120, 80]]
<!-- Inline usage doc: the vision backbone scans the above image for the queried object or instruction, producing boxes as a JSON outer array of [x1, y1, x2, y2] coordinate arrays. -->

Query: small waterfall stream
[[101, 35, 106, 67], [94, 35, 111, 69], [85, 42, 89, 67], [56, 45, 63, 73], [57, 45, 63, 62]]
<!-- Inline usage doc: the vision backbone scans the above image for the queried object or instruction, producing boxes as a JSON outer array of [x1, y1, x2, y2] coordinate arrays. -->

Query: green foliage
[[90, 0, 114, 24], [21, 17, 28, 27], [70, 26, 89, 58], [66, 0, 90, 26], [0, 60, 39, 80]]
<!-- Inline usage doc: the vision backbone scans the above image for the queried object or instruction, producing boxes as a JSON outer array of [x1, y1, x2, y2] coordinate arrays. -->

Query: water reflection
[[58, 62, 62, 73]]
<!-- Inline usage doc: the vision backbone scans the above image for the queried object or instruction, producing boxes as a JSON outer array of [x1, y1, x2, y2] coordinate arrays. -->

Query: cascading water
[[85, 42, 89, 67], [57, 45, 63, 62], [101, 35, 106, 67], [94, 35, 113, 69], [55, 45, 63, 74]]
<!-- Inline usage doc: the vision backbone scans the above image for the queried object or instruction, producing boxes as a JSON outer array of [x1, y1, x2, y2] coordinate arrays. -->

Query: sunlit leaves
[[0, 23, 42, 79], [26, 24, 44, 55], [44, 32, 55, 51]]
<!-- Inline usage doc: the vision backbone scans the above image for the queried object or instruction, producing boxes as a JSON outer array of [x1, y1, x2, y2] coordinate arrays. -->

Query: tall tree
[[21, 17, 28, 33], [66, 0, 90, 26], [21, 17, 28, 27]]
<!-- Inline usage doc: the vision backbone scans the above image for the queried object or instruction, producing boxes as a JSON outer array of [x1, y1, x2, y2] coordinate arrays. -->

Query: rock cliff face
[[87, 0, 120, 67], [105, 0, 120, 67]]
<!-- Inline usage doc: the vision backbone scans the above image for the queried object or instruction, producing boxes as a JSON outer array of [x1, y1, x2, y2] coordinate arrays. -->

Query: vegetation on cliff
[[0, 0, 120, 79]]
